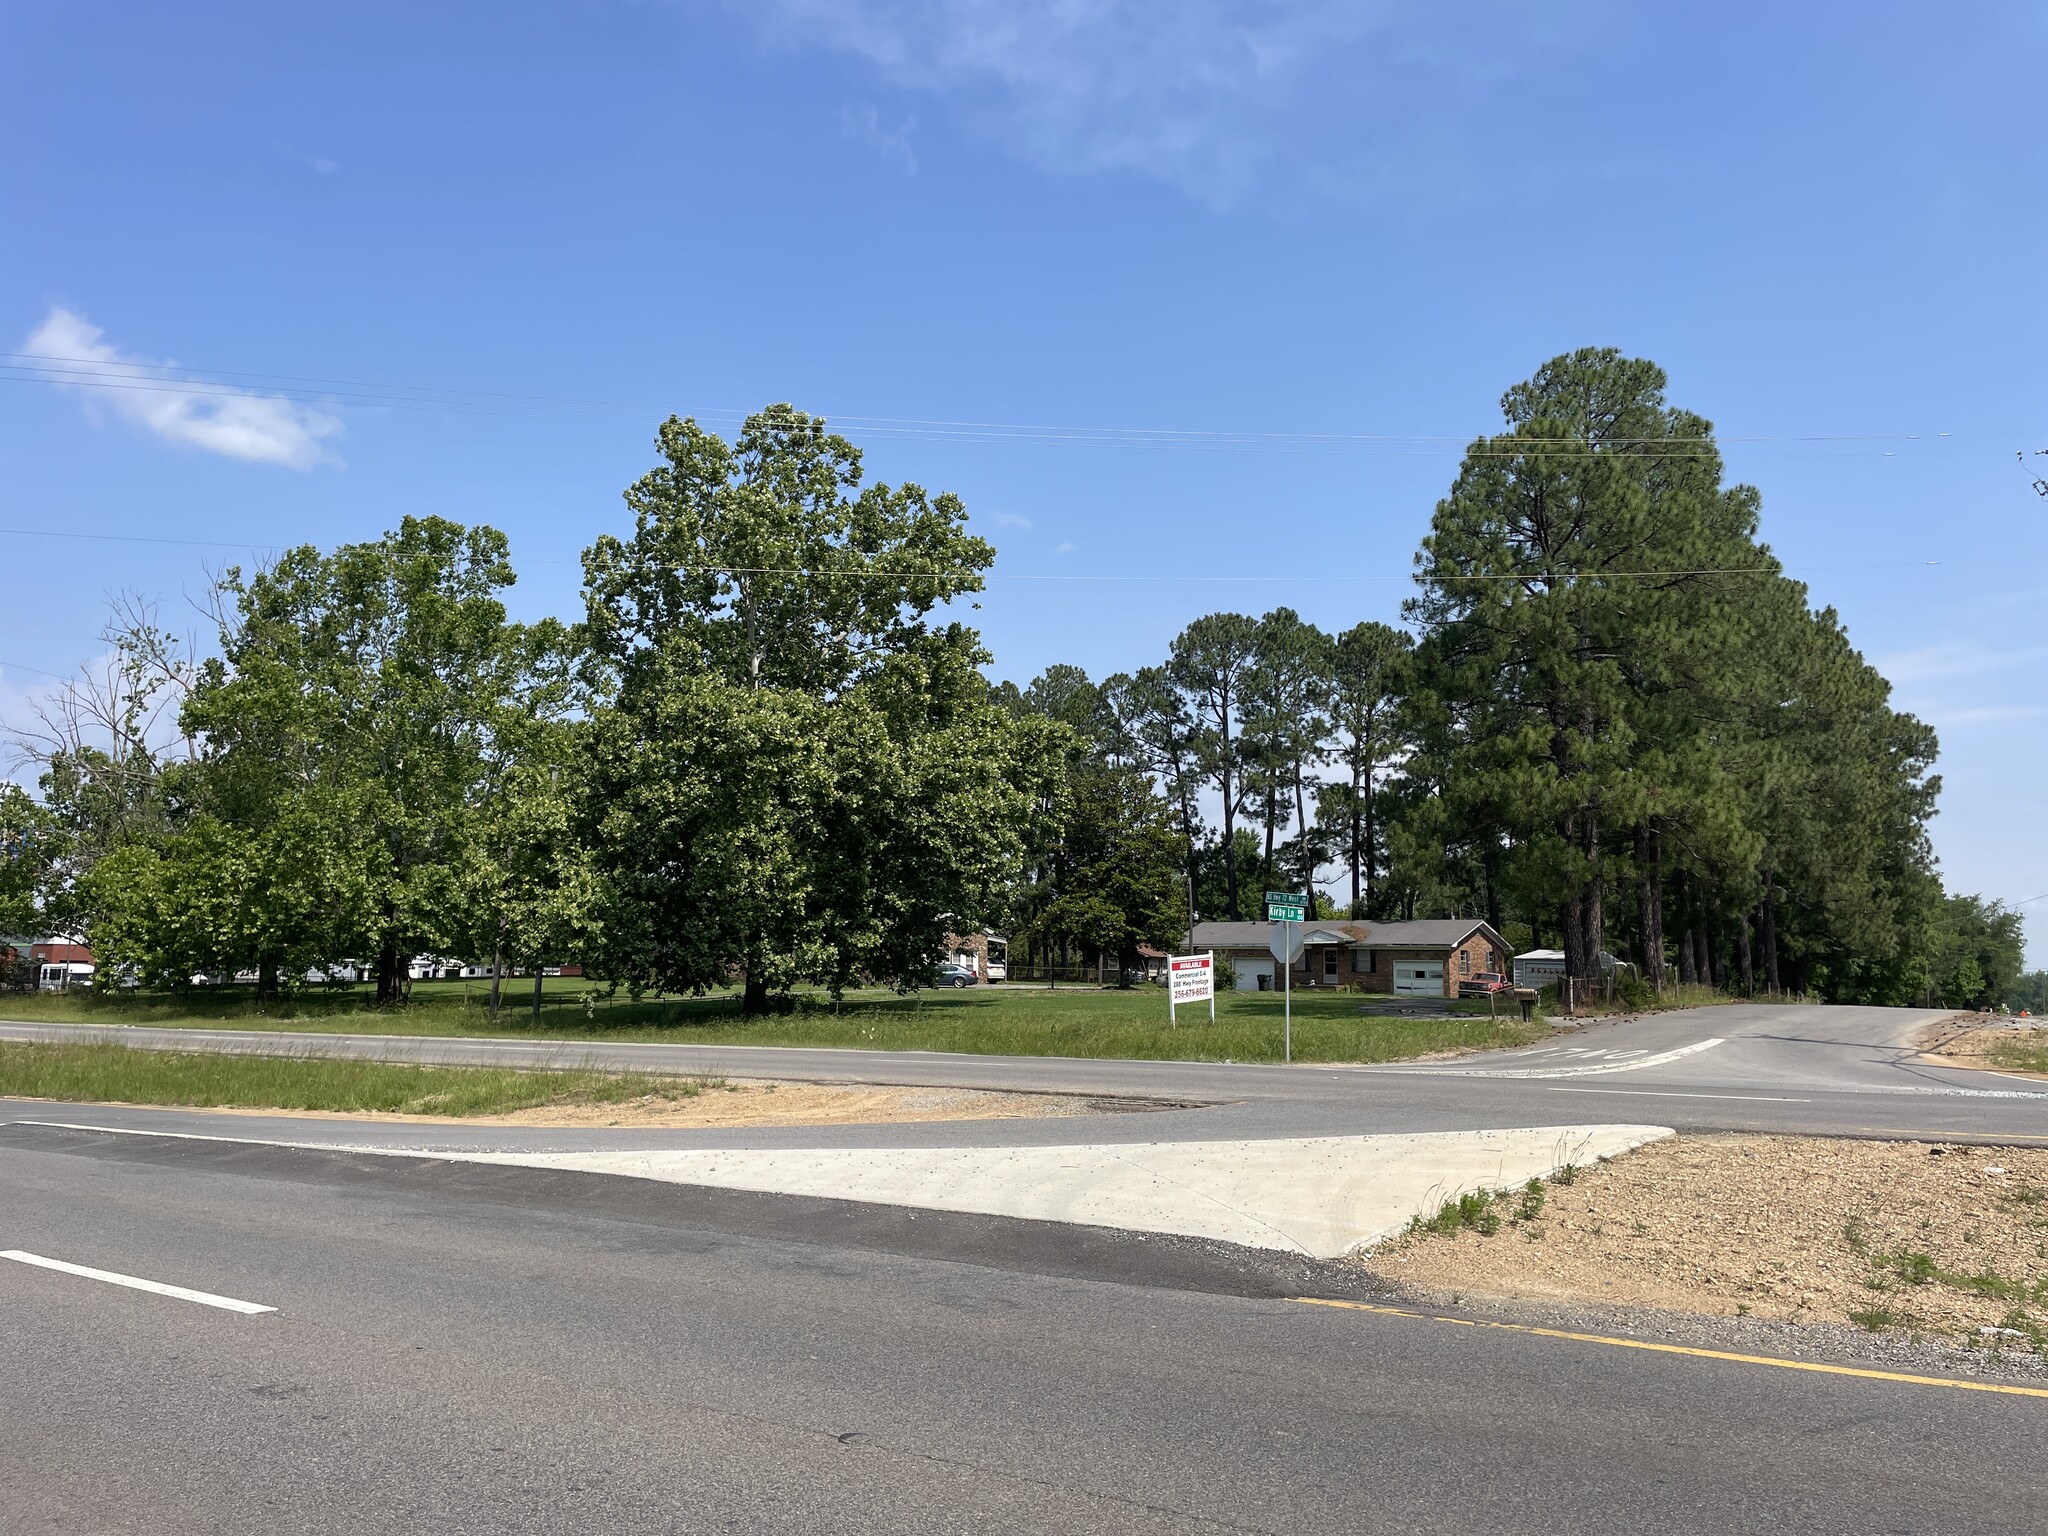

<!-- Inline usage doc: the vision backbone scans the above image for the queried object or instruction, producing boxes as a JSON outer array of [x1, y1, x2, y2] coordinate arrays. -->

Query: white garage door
[[1393, 962, 1444, 997], [1236, 959, 1273, 992]]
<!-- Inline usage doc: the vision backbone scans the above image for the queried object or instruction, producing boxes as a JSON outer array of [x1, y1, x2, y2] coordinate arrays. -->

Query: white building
[[1512, 949, 1626, 988]]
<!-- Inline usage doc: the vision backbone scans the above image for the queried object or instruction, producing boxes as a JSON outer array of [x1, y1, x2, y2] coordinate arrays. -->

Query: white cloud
[[991, 510, 1033, 529], [22, 307, 342, 470], [840, 101, 918, 172], [730, 0, 1398, 199], [1054, 540, 1075, 554]]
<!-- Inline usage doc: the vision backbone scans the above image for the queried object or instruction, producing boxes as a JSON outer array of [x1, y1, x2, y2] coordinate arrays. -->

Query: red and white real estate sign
[[1169, 952, 1215, 1005]]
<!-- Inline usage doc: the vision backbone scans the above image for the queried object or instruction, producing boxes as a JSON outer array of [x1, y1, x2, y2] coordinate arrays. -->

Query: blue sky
[[3, 2, 2045, 959]]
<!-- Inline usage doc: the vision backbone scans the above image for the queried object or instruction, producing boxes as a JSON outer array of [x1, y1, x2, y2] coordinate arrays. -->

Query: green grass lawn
[[1986, 1031, 2048, 1075], [0, 981, 1551, 1065], [0, 1041, 710, 1116]]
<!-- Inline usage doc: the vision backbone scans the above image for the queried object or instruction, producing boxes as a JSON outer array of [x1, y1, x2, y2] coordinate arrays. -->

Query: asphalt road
[[5, 1122, 2045, 1535], [4, 1003, 2045, 1153]]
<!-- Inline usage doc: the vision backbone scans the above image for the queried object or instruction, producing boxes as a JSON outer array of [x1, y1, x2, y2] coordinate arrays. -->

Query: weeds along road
[[4, 1003, 2047, 1148], [4, 1122, 2045, 1536]]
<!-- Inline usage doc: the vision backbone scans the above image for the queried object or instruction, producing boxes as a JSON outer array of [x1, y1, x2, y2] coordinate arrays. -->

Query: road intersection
[[3, 1003, 2042, 1154], [6, 1003, 2047, 1533]]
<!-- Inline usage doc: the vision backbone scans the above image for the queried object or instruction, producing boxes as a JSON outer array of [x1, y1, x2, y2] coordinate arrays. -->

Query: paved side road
[[4, 1129, 2044, 1535], [5, 1004, 2046, 1150]]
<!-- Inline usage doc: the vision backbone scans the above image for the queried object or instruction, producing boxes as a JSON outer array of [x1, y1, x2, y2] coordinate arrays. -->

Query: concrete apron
[[110, 1123, 1670, 1257]]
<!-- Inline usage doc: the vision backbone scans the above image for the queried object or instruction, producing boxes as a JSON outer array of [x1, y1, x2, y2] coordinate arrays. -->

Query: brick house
[[1189, 919, 1511, 998]]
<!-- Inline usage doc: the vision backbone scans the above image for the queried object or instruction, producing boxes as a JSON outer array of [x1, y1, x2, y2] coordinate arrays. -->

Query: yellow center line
[[1292, 1297, 2048, 1400]]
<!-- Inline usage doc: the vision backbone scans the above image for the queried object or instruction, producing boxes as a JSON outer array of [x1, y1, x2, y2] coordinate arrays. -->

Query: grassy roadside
[[1987, 1032, 2048, 1075], [0, 984, 1552, 1064], [0, 1041, 710, 1117]]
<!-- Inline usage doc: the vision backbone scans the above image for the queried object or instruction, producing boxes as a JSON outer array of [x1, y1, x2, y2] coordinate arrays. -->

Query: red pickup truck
[[1456, 971, 1512, 997]]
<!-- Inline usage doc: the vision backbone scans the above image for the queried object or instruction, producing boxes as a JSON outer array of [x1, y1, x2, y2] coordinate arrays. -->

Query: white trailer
[[37, 961, 95, 991]]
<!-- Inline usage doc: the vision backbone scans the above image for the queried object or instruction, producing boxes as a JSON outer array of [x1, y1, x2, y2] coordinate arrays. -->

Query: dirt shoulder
[[2, 1078, 1116, 1129], [1918, 1013, 2048, 1080], [1359, 1133, 2048, 1356]]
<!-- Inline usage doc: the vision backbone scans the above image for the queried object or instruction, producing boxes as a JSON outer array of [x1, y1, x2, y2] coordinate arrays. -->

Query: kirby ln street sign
[[1264, 890, 1307, 922]]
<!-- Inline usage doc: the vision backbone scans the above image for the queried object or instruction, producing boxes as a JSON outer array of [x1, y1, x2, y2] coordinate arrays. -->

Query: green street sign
[[1265, 899, 1306, 922], [1264, 890, 1306, 904]]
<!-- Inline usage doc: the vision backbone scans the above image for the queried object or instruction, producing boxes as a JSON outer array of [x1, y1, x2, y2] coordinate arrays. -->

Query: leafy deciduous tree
[[578, 406, 1060, 1013]]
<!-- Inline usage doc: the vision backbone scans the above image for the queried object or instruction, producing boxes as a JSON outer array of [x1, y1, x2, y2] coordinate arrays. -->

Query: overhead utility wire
[[0, 370, 1954, 459], [0, 351, 1980, 452], [0, 525, 286, 552], [0, 527, 1947, 581], [575, 562, 1947, 583], [0, 657, 77, 681]]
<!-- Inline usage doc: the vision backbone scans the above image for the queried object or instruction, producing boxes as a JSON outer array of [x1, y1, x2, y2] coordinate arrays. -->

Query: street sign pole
[[1263, 891, 1306, 1064]]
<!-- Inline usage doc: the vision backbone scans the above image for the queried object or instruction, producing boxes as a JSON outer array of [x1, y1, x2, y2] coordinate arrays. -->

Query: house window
[[1352, 949, 1376, 973], [1459, 950, 1472, 974]]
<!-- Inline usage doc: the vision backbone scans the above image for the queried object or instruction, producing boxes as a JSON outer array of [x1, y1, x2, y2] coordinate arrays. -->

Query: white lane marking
[[0, 1250, 276, 1314], [1542, 1087, 1813, 1103], [1371, 1038, 1728, 1079]]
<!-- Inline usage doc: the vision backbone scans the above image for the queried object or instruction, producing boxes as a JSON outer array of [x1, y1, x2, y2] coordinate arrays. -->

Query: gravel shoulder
[[1359, 1132, 2048, 1365]]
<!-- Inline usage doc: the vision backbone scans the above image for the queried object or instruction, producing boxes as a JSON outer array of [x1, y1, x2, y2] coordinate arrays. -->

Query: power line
[[0, 526, 1948, 582], [0, 525, 284, 552], [0, 657, 76, 681], [1, 349, 1989, 455]]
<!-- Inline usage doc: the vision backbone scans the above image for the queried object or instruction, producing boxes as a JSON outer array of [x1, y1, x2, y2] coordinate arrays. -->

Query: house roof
[[1190, 921, 1363, 949], [1191, 919, 1502, 951]]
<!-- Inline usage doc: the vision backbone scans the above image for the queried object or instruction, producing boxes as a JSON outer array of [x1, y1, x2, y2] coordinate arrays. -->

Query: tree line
[[0, 354, 2028, 1010]]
